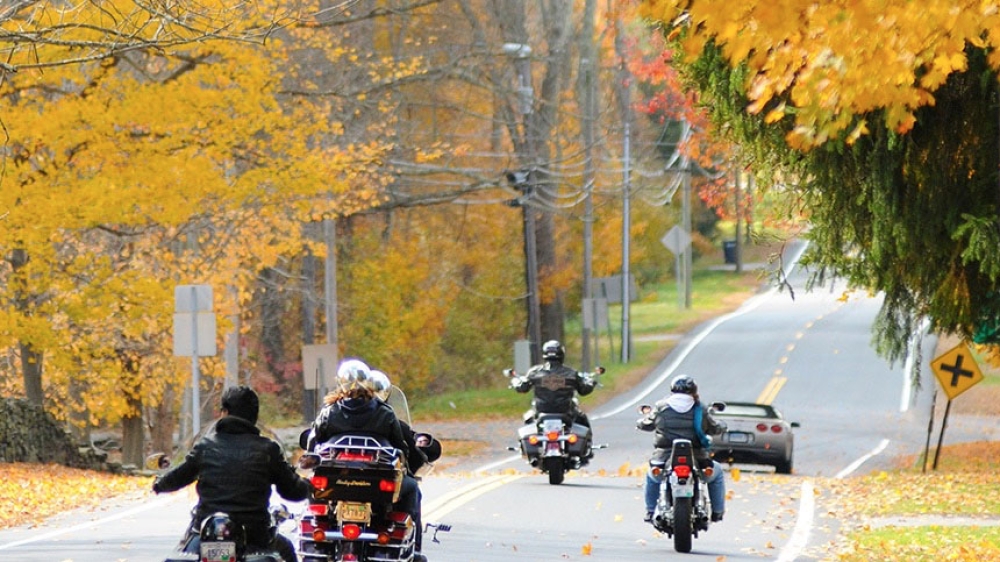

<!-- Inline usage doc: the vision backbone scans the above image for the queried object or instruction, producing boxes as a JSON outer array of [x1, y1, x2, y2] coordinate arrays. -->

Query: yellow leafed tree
[[0, 1, 391, 464]]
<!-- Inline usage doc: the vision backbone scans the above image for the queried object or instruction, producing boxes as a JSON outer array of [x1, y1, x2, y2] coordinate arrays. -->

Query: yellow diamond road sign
[[930, 342, 984, 400]]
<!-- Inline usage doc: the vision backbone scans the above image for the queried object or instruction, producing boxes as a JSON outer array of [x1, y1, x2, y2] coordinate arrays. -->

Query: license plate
[[542, 420, 563, 432], [338, 501, 371, 523], [672, 484, 694, 498], [727, 432, 750, 443], [200, 541, 236, 562]]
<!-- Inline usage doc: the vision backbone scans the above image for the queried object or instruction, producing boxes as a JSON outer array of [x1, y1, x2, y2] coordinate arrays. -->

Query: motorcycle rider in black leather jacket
[[510, 340, 597, 429], [305, 358, 427, 562], [152, 385, 310, 562]]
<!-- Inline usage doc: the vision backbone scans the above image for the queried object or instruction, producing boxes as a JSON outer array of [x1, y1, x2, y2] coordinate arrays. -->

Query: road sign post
[[928, 342, 984, 469], [174, 285, 216, 438], [660, 226, 691, 309]]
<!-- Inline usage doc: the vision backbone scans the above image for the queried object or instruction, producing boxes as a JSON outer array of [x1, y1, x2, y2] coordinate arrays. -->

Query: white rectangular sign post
[[303, 344, 338, 414], [174, 285, 216, 437]]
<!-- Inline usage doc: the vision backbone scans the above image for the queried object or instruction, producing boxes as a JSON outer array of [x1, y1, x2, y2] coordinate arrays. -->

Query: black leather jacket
[[308, 397, 410, 463], [153, 416, 310, 531], [513, 361, 596, 415]]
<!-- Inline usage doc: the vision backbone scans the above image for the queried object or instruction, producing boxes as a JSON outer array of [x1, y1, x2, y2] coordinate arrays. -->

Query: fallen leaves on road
[[0, 463, 152, 529]]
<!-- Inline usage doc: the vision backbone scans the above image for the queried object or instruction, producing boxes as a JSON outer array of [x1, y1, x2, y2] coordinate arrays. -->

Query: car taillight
[[674, 465, 692, 478], [771, 424, 783, 433], [756, 423, 768, 432], [343, 524, 362, 540], [380, 479, 397, 492], [311, 475, 329, 490]]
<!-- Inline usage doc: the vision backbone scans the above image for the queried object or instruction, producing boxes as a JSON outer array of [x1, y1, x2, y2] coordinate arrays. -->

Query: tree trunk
[[19, 342, 44, 406], [10, 248, 44, 405], [150, 384, 176, 458], [121, 395, 144, 468]]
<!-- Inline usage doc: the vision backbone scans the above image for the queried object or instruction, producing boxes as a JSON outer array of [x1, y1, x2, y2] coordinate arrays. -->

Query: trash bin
[[723, 240, 737, 264]]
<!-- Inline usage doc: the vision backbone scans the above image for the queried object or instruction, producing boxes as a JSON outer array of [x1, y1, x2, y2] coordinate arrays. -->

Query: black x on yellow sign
[[930, 342, 984, 400]]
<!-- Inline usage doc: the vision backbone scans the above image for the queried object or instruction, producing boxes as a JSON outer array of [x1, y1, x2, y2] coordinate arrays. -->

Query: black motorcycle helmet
[[542, 340, 565, 362], [670, 374, 698, 395], [199, 512, 246, 557]]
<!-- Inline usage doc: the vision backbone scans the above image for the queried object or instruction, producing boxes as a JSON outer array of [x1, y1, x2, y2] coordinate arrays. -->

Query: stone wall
[[0, 398, 117, 472]]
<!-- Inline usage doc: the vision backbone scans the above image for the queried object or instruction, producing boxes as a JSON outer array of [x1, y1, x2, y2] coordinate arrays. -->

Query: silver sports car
[[711, 401, 799, 474]]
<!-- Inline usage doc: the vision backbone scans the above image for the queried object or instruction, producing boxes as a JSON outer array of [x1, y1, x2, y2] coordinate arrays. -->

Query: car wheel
[[774, 449, 793, 474]]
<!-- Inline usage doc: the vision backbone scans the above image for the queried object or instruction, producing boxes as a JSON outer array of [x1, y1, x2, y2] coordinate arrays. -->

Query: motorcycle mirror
[[298, 453, 321, 470], [710, 401, 726, 412], [298, 428, 311, 450], [595, 366, 606, 375], [503, 368, 516, 377], [144, 452, 171, 470], [638, 404, 653, 415]]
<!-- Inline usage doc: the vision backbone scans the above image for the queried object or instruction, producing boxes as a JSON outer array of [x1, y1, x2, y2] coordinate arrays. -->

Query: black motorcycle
[[296, 434, 419, 561], [163, 507, 293, 562], [504, 367, 606, 485], [296, 386, 445, 561]]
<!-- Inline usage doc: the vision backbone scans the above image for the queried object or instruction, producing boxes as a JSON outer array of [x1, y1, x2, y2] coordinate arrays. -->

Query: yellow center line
[[757, 376, 787, 405], [423, 473, 525, 521]]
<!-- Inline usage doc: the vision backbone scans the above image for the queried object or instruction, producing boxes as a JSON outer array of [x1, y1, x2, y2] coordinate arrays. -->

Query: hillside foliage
[[639, 0, 1000, 363]]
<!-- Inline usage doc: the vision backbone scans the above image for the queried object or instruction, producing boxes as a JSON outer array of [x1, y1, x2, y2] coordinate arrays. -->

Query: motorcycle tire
[[673, 496, 693, 553], [543, 457, 565, 485]]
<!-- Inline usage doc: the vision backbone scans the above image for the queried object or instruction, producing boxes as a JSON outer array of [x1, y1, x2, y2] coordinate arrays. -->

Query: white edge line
[[835, 439, 890, 479], [775, 479, 815, 562], [471, 453, 521, 473], [0, 492, 178, 551], [596, 241, 808, 420], [900, 317, 931, 413]]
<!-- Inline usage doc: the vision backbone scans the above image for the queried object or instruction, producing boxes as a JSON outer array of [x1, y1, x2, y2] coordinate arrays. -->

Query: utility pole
[[323, 217, 338, 396], [615, 14, 633, 363], [682, 150, 692, 309], [580, 0, 597, 371], [504, 42, 542, 364]]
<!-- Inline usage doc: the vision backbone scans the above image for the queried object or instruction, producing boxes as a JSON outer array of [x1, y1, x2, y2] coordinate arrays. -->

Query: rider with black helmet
[[152, 385, 310, 562], [637, 374, 727, 524], [510, 340, 598, 430]]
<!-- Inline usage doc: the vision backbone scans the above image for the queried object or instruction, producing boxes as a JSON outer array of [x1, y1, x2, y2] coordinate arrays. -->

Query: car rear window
[[718, 404, 774, 418]]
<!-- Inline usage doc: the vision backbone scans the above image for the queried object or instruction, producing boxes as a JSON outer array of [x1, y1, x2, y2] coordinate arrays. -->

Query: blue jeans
[[644, 460, 725, 515]]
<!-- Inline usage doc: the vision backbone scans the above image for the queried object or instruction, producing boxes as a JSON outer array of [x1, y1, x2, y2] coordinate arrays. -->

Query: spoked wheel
[[543, 457, 565, 485], [672, 496, 693, 553]]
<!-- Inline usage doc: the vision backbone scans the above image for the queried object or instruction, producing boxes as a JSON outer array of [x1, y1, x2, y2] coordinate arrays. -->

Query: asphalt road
[[0, 247, 965, 561]]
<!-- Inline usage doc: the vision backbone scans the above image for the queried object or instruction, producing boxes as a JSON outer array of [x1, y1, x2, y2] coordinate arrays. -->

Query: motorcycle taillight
[[343, 524, 362, 540], [380, 479, 397, 492], [674, 464, 692, 478], [311, 475, 329, 490], [308, 503, 329, 516], [546, 430, 560, 441]]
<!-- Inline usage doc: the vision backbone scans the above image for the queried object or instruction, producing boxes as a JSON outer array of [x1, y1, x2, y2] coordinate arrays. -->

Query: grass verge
[[823, 441, 1000, 561]]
